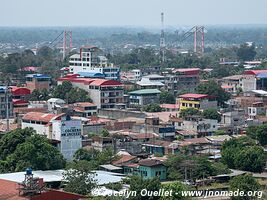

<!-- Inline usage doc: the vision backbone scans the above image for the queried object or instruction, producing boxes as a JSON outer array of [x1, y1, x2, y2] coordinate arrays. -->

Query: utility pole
[[160, 12, 166, 63]]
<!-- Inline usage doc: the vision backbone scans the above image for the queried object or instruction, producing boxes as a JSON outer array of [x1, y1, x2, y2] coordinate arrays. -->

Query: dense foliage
[[246, 125, 267, 146], [202, 108, 221, 122], [164, 154, 230, 181], [73, 148, 116, 170], [52, 81, 92, 103], [143, 103, 162, 112], [221, 136, 266, 172], [229, 174, 261, 200], [0, 128, 66, 173], [128, 176, 161, 200], [63, 160, 97, 195], [196, 80, 231, 105], [159, 91, 176, 104], [179, 108, 201, 119]]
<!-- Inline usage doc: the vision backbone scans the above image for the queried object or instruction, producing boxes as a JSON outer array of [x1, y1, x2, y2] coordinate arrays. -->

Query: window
[[156, 171, 161, 176]]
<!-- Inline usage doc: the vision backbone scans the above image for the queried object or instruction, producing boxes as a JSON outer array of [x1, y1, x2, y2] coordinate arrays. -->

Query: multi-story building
[[26, 74, 51, 91], [0, 86, 13, 119], [164, 68, 200, 94], [178, 93, 217, 110], [121, 69, 141, 82], [57, 74, 124, 109], [21, 112, 82, 160], [11, 86, 31, 108], [69, 46, 120, 80], [170, 115, 218, 137], [220, 75, 256, 94], [72, 102, 97, 117], [129, 89, 161, 107], [243, 70, 267, 91]]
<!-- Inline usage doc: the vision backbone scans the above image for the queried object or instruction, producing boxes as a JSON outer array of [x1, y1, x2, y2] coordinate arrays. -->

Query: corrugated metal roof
[[129, 89, 161, 95], [0, 170, 125, 185]]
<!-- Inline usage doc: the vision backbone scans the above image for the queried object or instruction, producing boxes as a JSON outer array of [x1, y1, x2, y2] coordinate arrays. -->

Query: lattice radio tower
[[160, 12, 166, 62]]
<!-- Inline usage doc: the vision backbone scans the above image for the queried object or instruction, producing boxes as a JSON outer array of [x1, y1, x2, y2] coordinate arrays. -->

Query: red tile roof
[[244, 70, 267, 75], [22, 112, 60, 123], [179, 93, 209, 99], [11, 87, 31, 96], [57, 76, 122, 87], [13, 107, 47, 114], [31, 190, 85, 200], [12, 99, 29, 106], [178, 137, 210, 146], [112, 155, 137, 166], [0, 179, 27, 200]]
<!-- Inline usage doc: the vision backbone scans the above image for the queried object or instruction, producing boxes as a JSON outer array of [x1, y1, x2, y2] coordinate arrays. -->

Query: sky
[[0, 0, 267, 27]]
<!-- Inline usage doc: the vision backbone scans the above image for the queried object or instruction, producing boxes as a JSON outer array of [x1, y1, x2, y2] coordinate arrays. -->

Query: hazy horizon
[[1, 0, 266, 27]]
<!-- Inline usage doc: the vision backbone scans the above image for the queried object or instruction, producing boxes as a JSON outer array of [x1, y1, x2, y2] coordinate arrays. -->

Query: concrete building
[[121, 69, 141, 82], [11, 86, 31, 108], [136, 77, 165, 89], [57, 74, 124, 109], [26, 74, 51, 91], [72, 102, 97, 117], [171, 116, 218, 137], [123, 159, 167, 181], [164, 68, 200, 94], [220, 75, 256, 94], [47, 98, 66, 113], [91, 136, 113, 152], [221, 109, 246, 130], [243, 70, 267, 91], [129, 89, 161, 107], [21, 112, 82, 160], [0, 86, 13, 119], [178, 93, 217, 110], [247, 102, 266, 119], [69, 46, 120, 80]]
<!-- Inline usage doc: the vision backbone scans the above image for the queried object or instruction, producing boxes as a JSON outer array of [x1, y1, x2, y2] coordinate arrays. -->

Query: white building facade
[[21, 112, 82, 160], [69, 46, 120, 80]]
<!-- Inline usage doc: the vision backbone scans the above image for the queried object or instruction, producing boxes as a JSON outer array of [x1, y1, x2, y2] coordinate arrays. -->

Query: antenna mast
[[160, 12, 166, 63]]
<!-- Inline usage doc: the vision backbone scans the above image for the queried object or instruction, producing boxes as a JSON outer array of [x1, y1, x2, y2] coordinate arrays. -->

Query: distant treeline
[[1, 25, 267, 49]]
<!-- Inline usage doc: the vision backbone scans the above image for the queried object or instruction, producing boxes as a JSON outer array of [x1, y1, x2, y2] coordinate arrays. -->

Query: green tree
[[247, 124, 267, 146], [196, 80, 231, 105], [143, 103, 162, 112], [101, 129, 110, 137], [202, 108, 221, 122], [229, 174, 261, 200], [214, 130, 226, 136], [73, 148, 99, 162], [37, 46, 53, 59], [221, 137, 266, 172], [128, 176, 161, 200], [6, 134, 66, 172], [72, 148, 116, 170], [159, 91, 176, 104], [179, 108, 200, 119], [52, 81, 92, 103], [29, 88, 50, 101], [237, 43, 257, 61], [63, 160, 97, 195], [0, 128, 34, 160], [52, 81, 72, 100]]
